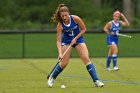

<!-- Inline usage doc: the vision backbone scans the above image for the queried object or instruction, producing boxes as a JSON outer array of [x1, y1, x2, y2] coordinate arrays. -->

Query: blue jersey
[[106, 20, 121, 46], [61, 15, 84, 46]]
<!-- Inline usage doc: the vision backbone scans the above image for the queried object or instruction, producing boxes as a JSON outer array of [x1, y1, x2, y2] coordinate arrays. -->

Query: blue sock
[[106, 56, 112, 68], [86, 63, 98, 82], [112, 54, 117, 67], [51, 64, 63, 79]]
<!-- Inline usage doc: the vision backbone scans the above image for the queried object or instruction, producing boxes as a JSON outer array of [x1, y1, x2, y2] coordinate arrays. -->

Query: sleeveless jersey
[[61, 15, 84, 46], [109, 20, 121, 36], [106, 20, 121, 46]]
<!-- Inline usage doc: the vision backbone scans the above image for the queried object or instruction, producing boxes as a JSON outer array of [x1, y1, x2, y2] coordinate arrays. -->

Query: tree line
[[0, 0, 139, 30]]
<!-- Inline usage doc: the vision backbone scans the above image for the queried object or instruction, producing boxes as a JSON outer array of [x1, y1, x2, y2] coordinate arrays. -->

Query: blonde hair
[[51, 4, 70, 23]]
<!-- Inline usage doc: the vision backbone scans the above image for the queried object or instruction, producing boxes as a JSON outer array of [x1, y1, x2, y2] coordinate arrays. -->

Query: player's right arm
[[120, 13, 130, 26], [56, 22, 63, 59], [103, 21, 113, 35]]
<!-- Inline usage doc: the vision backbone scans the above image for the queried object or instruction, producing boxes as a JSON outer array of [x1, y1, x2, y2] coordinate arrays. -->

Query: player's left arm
[[71, 15, 86, 45], [120, 13, 130, 27]]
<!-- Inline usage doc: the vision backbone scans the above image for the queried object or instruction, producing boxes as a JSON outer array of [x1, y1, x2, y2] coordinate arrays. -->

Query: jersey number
[[69, 31, 74, 36]]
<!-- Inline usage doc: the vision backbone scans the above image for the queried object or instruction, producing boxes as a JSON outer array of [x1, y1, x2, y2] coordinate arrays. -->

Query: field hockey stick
[[47, 44, 72, 79], [117, 33, 132, 38]]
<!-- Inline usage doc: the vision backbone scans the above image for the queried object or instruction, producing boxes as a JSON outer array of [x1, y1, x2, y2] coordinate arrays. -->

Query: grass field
[[0, 58, 140, 93], [1, 33, 140, 58]]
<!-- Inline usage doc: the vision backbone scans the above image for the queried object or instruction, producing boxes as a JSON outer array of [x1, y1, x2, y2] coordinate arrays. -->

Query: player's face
[[60, 12, 70, 23], [113, 15, 120, 21]]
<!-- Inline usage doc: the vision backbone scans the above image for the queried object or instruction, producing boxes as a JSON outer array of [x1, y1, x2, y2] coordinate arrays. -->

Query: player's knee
[[60, 62, 68, 68], [113, 50, 118, 54], [81, 54, 88, 59], [81, 55, 90, 63]]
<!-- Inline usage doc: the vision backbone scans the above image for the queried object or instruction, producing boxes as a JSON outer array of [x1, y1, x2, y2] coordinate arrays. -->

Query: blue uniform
[[61, 15, 84, 46], [49, 16, 101, 84], [106, 20, 121, 46]]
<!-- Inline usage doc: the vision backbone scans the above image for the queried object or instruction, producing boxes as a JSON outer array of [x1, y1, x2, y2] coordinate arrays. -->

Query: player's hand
[[71, 38, 77, 46], [111, 31, 119, 36], [120, 13, 125, 17], [58, 54, 63, 61], [115, 31, 119, 36]]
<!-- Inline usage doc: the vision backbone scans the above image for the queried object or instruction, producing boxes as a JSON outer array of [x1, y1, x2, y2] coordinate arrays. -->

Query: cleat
[[94, 80, 104, 87], [106, 68, 112, 71], [113, 67, 119, 71], [48, 76, 55, 88]]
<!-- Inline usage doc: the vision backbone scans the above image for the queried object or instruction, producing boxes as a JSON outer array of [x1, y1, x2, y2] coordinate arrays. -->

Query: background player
[[47, 4, 104, 87], [103, 10, 129, 71]]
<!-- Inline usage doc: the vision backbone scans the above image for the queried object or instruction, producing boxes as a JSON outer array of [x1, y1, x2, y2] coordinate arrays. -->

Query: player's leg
[[106, 36, 113, 71], [75, 43, 98, 81], [106, 48, 113, 71], [75, 43, 104, 87], [48, 45, 72, 87], [111, 44, 119, 70]]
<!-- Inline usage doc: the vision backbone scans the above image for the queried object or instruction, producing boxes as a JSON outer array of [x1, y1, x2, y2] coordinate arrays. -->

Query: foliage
[[0, 0, 139, 29]]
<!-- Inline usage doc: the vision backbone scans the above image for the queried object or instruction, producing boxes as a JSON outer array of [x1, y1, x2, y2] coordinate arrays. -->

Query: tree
[[123, 0, 133, 23], [137, 0, 140, 18], [93, 0, 101, 9]]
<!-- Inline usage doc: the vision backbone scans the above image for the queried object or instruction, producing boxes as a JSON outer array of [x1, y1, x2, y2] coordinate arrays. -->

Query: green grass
[[0, 33, 140, 58], [0, 58, 140, 93]]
